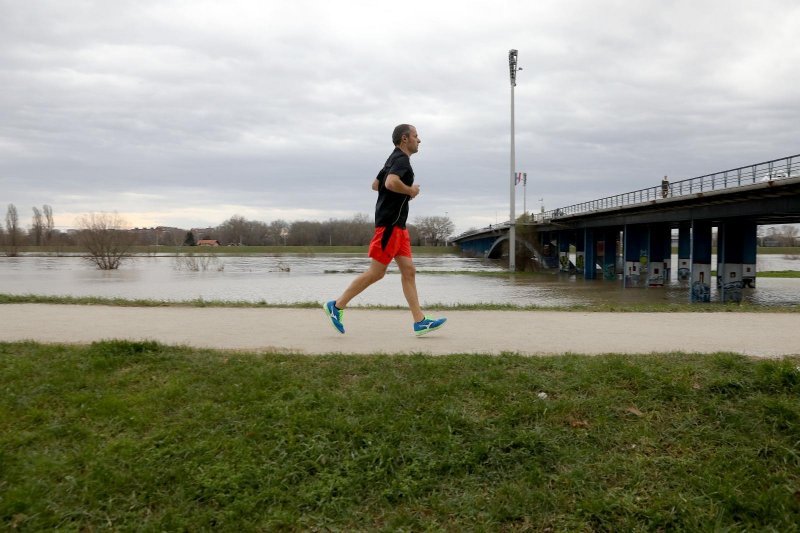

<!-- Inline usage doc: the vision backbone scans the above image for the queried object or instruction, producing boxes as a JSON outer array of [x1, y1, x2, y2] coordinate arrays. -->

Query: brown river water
[[1, 253, 798, 307]]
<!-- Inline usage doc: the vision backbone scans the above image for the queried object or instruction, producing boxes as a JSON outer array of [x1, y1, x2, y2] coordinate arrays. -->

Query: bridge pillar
[[558, 231, 571, 272], [718, 222, 745, 303], [602, 230, 617, 280], [648, 224, 670, 286], [678, 222, 691, 280], [575, 229, 586, 276], [742, 222, 757, 288], [583, 228, 597, 279], [663, 226, 673, 282], [690, 220, 712, 302], [538, 231, 558, 269], [624, 224, 649, 287]]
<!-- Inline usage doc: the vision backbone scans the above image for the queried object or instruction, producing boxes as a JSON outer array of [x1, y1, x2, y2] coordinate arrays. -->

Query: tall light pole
[[508, 49, 520, 271]]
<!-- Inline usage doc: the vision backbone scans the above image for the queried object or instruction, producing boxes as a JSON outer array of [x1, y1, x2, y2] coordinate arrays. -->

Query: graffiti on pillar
[[718, 265, 744, 303], [677, 259, 690, 281], [576, 252, 585, 272], [721, 281, 743, 303], [603, 264, 616, 280], [559, 252, 570, 272], [625, 261, 641, 287], [648, 264, 664, 286], [691, 281, 710, 302], [691, 265, 711, 302], [742, 264, 756, 288]]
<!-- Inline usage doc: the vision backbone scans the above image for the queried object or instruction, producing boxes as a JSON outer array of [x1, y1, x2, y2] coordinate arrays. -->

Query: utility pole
[[508, 49, 520, 270]]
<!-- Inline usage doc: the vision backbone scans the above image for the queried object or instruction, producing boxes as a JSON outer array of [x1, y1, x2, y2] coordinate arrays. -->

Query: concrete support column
[[742, 222, 757, 288], [648, 224, 669, 286], [691, 220, 712, 302], [583, 228, 596, 279], [664, 227, 673, 283], [718, 221, 745, 303], [624, 224, 649, 287], [603, 230, 617, 280], [575, 229, 586, 275], [558, 231, 571, 272], [678, 222, 691, 281], [538, 232, 547, 267]]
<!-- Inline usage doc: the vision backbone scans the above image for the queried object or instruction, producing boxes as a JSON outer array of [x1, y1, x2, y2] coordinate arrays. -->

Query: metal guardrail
[[536, 153, 799, 222], [451, 154, 799, 242]]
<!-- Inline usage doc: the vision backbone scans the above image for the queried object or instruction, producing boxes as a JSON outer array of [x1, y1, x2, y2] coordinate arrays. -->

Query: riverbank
[[1, 304, 798, 356], [2, 293, 800, 312], [2, 341, 798, 530]]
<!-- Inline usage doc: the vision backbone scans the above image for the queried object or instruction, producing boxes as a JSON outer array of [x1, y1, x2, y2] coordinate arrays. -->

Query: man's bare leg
[[335, 259, 388, 309], [395, 255, 425, 322]]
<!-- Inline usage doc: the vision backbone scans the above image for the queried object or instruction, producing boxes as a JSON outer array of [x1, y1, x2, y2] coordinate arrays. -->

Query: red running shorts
[[368, 226, 412, 265]]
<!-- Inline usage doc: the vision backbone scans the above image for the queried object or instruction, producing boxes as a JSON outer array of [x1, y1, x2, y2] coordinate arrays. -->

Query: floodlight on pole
[[508, 49, 520, 271]]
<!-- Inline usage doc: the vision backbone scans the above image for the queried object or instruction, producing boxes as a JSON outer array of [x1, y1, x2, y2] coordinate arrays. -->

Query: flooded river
[[0, 253, 798, 307]]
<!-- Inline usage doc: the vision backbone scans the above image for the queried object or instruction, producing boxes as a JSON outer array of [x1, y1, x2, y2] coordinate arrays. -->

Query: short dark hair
[[392, 124, 413, 146]]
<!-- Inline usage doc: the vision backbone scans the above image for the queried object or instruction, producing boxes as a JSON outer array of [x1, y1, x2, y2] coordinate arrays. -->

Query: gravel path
[[1, 304, 797, 357]]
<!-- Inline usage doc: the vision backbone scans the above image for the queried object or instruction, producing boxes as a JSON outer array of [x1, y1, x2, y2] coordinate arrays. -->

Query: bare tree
[[31, 206, 44, 245], [4, 204, 22, 256], [780, 224, 799, 246], [76, 212, 137, 270], [215, 215, 272, 245], [262, 219, 288, 245], [43, 205, 55, 244], [413, 216, 455, 246]]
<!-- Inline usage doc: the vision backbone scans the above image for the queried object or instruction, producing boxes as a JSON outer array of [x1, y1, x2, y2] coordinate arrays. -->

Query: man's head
[[392, 124, 420, 155]]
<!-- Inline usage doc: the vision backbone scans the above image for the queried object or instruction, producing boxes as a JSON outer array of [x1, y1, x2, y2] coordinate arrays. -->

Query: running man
[[323, 124, 447, 336]]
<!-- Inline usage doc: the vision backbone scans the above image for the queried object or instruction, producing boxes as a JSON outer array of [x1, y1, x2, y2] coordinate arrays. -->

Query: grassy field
[[2, 292, 799, 313], [758, 270, 800, 278], [1, 341, 798, 531]]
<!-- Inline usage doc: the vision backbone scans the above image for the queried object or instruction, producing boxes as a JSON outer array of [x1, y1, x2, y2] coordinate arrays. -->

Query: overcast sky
[[2, 0, 799, 234]]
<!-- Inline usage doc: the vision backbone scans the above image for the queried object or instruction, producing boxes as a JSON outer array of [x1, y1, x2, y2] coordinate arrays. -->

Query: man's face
[[405, 126, 420, 154]]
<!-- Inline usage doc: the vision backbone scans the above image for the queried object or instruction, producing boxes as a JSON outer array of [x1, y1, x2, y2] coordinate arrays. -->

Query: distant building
[[197, 239, 221, 247]]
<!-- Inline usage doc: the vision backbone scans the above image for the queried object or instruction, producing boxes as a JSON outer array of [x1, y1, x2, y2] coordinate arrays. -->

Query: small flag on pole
[[523, 172, 527, 186]]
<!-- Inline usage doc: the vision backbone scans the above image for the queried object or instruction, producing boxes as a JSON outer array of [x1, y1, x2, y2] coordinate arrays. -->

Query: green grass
[[1, 341, 798, 530], [2, 292, 799, 312], [0, 293, 322, 308], [756, 247, 800, 255], [420, 269, 798, 278], [759, 270, 800, 278]]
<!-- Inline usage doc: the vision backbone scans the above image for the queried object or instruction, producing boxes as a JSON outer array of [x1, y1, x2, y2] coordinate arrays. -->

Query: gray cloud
[[2, 0, 799, 232]]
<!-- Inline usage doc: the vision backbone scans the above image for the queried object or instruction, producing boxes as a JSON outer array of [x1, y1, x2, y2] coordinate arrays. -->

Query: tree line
[[2, 203, 456, 255], [195, 214, 454, 247]]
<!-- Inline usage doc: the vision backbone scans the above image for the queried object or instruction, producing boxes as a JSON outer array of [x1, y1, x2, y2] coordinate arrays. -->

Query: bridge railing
[[535, 153, 799, 222]]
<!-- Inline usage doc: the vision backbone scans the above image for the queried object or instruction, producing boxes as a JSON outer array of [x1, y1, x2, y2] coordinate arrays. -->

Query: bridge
[[451, 154, 800, 302]]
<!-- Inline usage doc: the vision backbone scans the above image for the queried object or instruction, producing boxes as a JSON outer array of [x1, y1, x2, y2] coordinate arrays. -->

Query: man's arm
[[385, 174, 420, 199]]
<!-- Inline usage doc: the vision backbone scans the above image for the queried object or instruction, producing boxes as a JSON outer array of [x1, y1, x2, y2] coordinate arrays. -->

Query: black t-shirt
[[374, 147, 414, 228]]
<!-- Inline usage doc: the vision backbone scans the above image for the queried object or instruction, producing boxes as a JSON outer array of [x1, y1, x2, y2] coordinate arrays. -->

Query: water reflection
[[0, 253, 798, 307]]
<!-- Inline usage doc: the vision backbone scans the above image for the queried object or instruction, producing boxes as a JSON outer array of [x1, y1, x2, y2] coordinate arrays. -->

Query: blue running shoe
[[414, 316, 447, 336], [323, 300, 345, 334]]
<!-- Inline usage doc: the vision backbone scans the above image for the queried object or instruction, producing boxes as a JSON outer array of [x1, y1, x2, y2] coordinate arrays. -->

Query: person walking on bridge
[[323, 124, 447, 336]]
